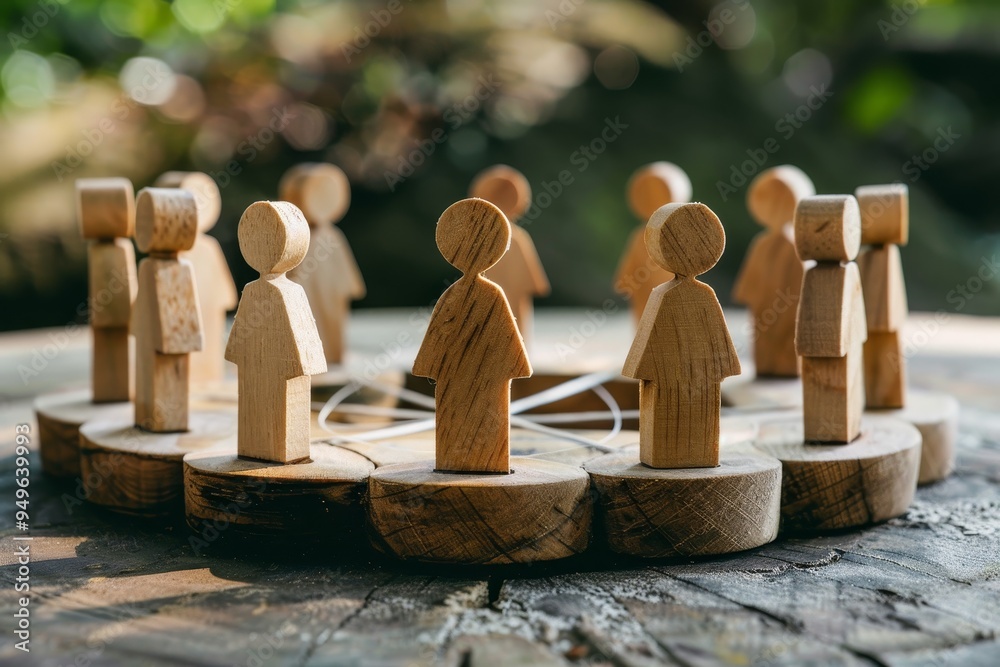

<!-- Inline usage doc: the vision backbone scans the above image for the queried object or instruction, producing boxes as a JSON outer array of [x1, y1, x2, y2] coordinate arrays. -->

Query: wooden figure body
[[156, 171, 237, 385], [856, 184, 909, 409], [794, 195, 868, 443], [623, 203, 741, 468], [413, 198, 532, 473], [226, 201, 327, 464], [132, 188, 204, 432], [470, 165, 550, 343], [615, 162, 691, 323], [281, 163, 365, 365], [732, 165, 814, 377]]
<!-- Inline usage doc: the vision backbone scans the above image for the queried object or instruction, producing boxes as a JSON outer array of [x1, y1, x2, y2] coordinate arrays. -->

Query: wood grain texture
[[868, 389, 958, 484], [733, 165, 813, 378], [615, 162, 691, 322], [413, 198, 531, 473], [183, 443, 374, 541], [856, 183, 909, 246], [226, 201, 327, 463], [753, 416, 921, 531], [801, 338, 866, 443], [585, 447, 781, 557], [858, 244, 908, 333], [78, 410, 236, 517], [367, 458, 591, 564], [794, 195, 862, 263], [34, 389, 132, 476], [472, 165, 550, 344], [623, 203, 740, 468], [77, 177, 135, 240], [864, 330, 906, 409]]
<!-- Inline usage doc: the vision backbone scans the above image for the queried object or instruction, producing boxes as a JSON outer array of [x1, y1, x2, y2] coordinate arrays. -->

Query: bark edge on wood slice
[[367, 458, 592, 564], [752, 415, 921, 532], [34, 389, 132, 477], [78, 410, 236, 517], [585, 445, 781, 558]]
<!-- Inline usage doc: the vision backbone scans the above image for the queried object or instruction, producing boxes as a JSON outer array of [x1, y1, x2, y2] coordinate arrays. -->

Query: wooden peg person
[[794, 195, 867, 443], [855, 184, 909, 409], [155, 171, 237, 386], [225, 201, 327, 463], [280, 163, 365, 366], [132, 187, 204, 432], [470, 165, 550, 343], [623, 203, 741, 468], [615, 162, 691, 323], [733, 165, 815, 377], [367, 198, 591, 564], [34, 178, 138, 477]]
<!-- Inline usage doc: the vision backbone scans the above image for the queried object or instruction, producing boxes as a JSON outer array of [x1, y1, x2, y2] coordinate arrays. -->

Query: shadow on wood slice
[[33, 389, 132, 477], [78, 410, 236, 517], [752, 416, 920, 532], [367, 458, 591, 564], [585, 444, 780, 558], [184, 443, 374, 543]]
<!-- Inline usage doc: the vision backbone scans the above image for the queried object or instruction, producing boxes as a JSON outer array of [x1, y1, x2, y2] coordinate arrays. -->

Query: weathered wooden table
[[2, 309, 999, 666]]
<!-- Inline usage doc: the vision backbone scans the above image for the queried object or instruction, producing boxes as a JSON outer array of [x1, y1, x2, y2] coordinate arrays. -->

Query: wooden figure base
[[183, 444, 374, 543], [723, 377, 957, 485], [752, 416, 921, 532], [33, 389, 132, 477], [368, 458, 591, 565], [585, 448, 781, 558], [78, 410, 236, 518]]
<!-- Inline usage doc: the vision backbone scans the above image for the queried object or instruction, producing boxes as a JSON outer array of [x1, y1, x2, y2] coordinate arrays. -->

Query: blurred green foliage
[[0, 0, 998, 331]]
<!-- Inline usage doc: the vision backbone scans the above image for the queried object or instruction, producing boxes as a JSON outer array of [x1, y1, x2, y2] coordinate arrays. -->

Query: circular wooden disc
[[585, 448, 781, 558], [78, 410, 236, 517], [368, 458, 592, 564], [723, 379, 957, 485], [753, 416, 921, 532], [184, 444, 374, 541], [34, 388, 131, 477]]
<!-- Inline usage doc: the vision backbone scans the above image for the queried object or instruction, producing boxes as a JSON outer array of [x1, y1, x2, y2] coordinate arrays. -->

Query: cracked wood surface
[[2, 309, 1000, 666]]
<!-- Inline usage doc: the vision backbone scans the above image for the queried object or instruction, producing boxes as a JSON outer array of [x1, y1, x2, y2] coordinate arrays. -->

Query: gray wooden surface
[[2, 309, 1000, 666]]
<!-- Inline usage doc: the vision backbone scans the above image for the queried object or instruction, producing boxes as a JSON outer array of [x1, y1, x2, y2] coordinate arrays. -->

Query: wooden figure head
[[135, 188, 198, 256], [436, 198, 511, 276], [626, 162, 692, 222], [238, 201, 310, 276], [154, 171, 222, 234], [747, 165, 815, 230], [795, 195, 862, 263], [278, 163, 351, 227], [645, 202, 725, 279], [469, 165, 531, 224], [855, 183, 909, 247], [78, 178, 135, 240]]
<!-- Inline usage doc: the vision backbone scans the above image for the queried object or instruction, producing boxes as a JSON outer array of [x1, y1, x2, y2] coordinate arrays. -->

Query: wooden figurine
[[78, 188, 236, 517], [795, 195, 867, 443], [751, 194, 921, 532], [280, 163, 365, 366], [615, 162, 691, 323], [732, 165, 814, 377], [587, 202, 780, 557], [183, 201, 375, 543], [470, 164, 550, 344], [33, 178, 137, 476], [367, 198, 592, 564], [155, 171, 237, 386]]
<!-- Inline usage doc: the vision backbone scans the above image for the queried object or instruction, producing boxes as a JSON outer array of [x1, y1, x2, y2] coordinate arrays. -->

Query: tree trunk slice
[[78, 410, 236, 517], [585, 445, 781, 558], [367, 458, 592, 564], [33, 388, 132, 477], [723, 377, 956, 484], [752, 416, 921, 532], [183, 443, 374, 543]]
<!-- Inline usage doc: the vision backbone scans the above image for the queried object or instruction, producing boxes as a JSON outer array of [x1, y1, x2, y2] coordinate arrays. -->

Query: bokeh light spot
[[2, 51, 56, 108], [594, 45, 639, 90], [119, 57, 176, 106]]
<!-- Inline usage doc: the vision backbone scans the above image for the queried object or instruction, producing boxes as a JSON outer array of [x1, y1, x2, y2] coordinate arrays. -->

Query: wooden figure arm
[[731, 232, 765, 307], [613, 229, 643, 295], [514, 227, 550, 297]]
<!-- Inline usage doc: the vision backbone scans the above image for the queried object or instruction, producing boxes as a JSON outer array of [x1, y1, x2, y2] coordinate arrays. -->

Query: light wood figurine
[[280, 163, 365, 366], [33, 178, 138, 476], [470, 164, 550, 344], [615, 162, 691, 323], [733, 165, 814, 377], [155, 171, 237, 386]]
